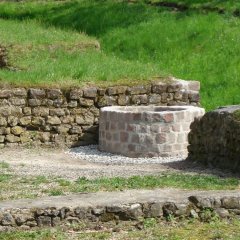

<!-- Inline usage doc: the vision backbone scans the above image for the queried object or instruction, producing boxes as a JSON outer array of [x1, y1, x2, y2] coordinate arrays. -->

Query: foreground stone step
[[1, 189, 240, 230]]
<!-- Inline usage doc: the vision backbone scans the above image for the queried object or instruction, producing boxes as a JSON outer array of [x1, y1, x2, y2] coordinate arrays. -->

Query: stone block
[[6, 134, 20, 143], [107, 86, 127, 95], [68, 101, 78, 108], [32, 117, 45, 126], [12, 88, 27, 97], [11, 126, 24, 136], [0, 117, 7, 126], [0, 127, 10, 135], [10, 98, 26, 106], [23, 107, 31, 115], [118, 95, 130, 106], [37, 216, 52, 227], [19, 116, 32, 126], [28, 99, 42, 107], [128, 85, 150, 95], [79, 98, 94, 107], [32, 107, 50, 117], [47, 89, 62, 99], [47, 116, 61, 125], [0, 89, 12, 98], [29, 88, 46, 99], [8, 116, 18, 126], [152, 82, 168, 94], [131, 95, 148, 105], [167, 82, 182, 92], [69, 89, 83, 100], [49, 108, 65, 117], [149, 94, 161, 104], [83, 87, 98, 98]]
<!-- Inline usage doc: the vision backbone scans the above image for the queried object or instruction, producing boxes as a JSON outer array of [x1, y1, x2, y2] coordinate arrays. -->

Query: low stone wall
[[0, 78, 200, 148], [99, 106, 204, 157], [188, 105, 240, 171], [0, 189, 239, 231]]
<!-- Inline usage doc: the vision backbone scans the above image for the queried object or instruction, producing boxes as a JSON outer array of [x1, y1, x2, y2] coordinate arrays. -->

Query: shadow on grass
[[0, 0, 160, 37]]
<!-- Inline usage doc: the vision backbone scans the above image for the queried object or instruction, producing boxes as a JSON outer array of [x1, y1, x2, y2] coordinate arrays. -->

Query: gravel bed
[[67, 145, 186, 165]]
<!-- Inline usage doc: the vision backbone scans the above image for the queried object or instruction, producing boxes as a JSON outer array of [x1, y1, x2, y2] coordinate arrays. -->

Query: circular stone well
[[99, 106, 205, 158]]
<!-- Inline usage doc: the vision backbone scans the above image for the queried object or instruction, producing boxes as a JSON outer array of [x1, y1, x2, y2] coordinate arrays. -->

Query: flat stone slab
[[1, 189, 240, 229], [1, 188, 240, 210]]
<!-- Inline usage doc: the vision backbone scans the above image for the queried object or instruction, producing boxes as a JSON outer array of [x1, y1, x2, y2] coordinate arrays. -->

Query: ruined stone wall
[[0, 78, 200, 148], [187, 105, 240, 172], [0, 194, 239, 230]]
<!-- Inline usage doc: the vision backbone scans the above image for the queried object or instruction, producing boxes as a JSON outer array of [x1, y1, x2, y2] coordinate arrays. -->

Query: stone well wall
[[187, 105, 240, 171], [99, 106, 204, 158], [0, 78, 200, 148]]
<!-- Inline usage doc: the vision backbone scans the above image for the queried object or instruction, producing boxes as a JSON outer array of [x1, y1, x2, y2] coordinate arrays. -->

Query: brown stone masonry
[[0, 78, 200, 147]]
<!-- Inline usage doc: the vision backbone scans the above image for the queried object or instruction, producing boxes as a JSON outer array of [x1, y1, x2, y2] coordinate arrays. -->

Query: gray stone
[[0, 117, 7, 126], [47, 116, 61, 125], [215, 208, 230, 218], [92, 208, 105, 215], [32, 117, 45, 126], [149, 94, 161, 104], [6, 134, 20, 143], [29, 88, 46, 99], [32, 107, 49, 117], [79, 98, 94, 107], [131, 95, 148, 105], [189, 196, 214, 209], [49, 108, 65, 117], [28, 99, 42, 107], [152, 83, 168, 94], [11, 126, 24, 136], [0, 89, 12, 98], [190, 209, 199, 219], [118, 95, 130, 106], [1, 213, 15, 226], [107, 86, 127, 95], [37, 216, 52, 227], [0, 127, 10, 135], [12, 88, 27, 97], [149, 202, 163, 217], [83, 87, 98, 98], [23, 107, 31, 115], [0, 135, 5, 143], [68, 101, 78, 108], [69, 89, 83, 100], [221, 197, 240, 209], [47, 89, 62, 99], [20, 116, 32, 126], [128, 85, 150, 95], [7, 121, 17, 133], [10, 98, 26, 106]]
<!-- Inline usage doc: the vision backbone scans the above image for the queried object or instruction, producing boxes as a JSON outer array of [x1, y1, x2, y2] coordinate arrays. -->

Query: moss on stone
[[232, 110, 240, 121]]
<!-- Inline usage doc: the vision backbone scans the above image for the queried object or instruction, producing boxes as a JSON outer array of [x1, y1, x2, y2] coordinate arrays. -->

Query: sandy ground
[[0, 146, 236, 180]]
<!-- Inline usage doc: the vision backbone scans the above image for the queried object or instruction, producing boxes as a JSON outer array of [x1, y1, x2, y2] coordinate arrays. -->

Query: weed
[[0, 161, 9, 169]]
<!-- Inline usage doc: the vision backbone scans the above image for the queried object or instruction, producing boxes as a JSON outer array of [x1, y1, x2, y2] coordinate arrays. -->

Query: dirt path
[[0, 147, 236, 180]]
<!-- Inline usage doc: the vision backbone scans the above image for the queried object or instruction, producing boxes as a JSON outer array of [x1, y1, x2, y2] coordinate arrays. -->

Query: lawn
[[1, 218, 240, 239], [0, 160, 239, 200], [0, 0, 240, 110]]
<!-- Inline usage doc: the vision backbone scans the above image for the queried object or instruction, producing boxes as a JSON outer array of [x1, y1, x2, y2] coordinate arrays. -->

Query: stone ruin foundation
[[99, 105, 205, 158], [188, 105, 240, 172]]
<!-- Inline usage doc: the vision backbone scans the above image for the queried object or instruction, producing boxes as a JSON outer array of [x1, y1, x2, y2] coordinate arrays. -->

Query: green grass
[[1, 218, 240, 239], [0, 0, 240, 109], [0, 173, 239, 201]]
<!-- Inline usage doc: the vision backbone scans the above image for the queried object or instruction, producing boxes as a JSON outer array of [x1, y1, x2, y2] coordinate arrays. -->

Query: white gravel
[[66, 145, 186, 165]]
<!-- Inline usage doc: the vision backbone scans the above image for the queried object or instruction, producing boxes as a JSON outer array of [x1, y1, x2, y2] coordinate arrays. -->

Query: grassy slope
[[0, 0, 240, 109]]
